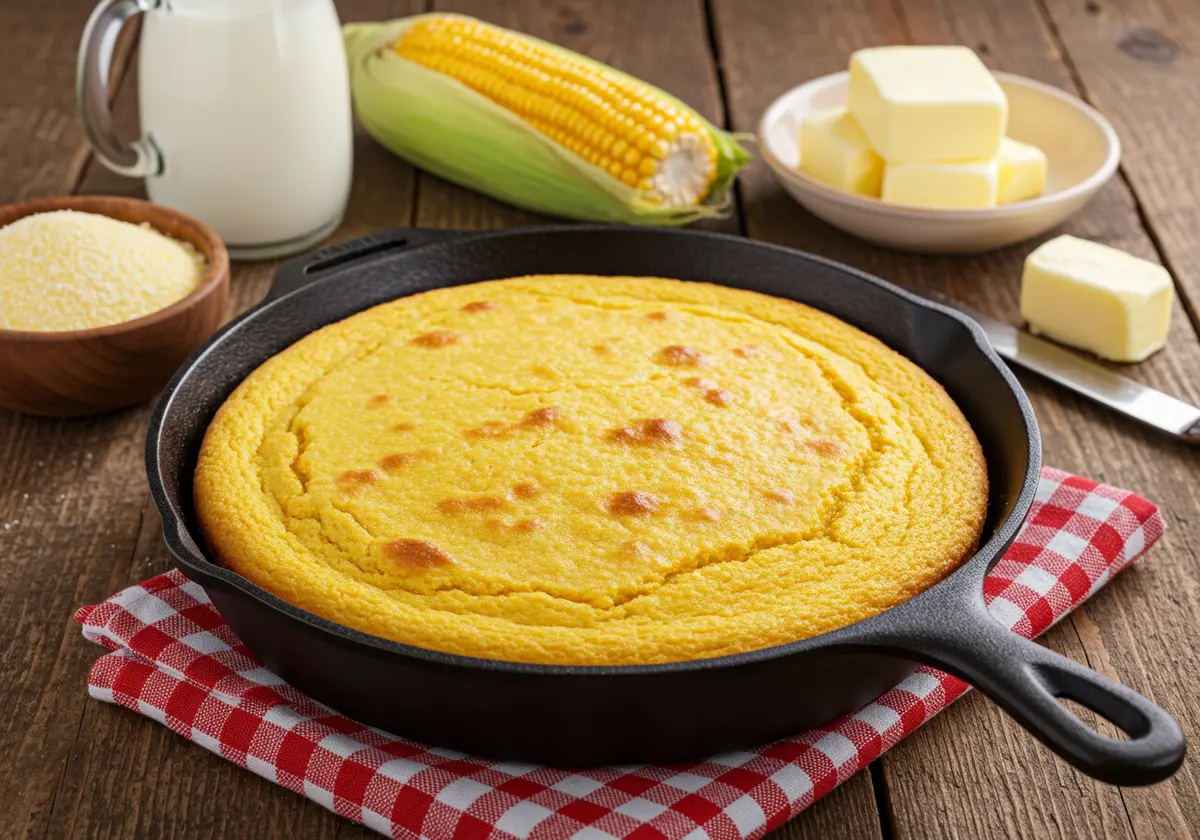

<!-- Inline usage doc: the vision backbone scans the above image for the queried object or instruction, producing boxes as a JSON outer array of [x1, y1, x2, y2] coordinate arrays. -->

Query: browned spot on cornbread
[[463, 409, 561, 440], [656, 345, 706, 367], [645, 311, 673, 321], [392, 421, 416, 432], [484, 515, 542, 533], [512, 482, 539, 499], [367, 393, 390, 407], [463, 421, 511, 440], [609, 491, 661, 516], [606, 418, 683, 446], [521, 407, 563, 428], [412, 330, 461, 348], [764, 489, 795, 505], [462, 300, 498, 312], [531, 365, 556, 378], [592, 341, 615, 355], [384, 539, 454, 570], [805, 438, 849, 457], [778, 417, 817, 437], [733, 346, 760, 358], [684, 376, 717, 390], [337, 469, 379, 494], [379, 451, 429, 472], [685, 505, 721, 522], [620, 540, 654, 559], [438, 496, 510, 515], [704, 389, 733, 407]]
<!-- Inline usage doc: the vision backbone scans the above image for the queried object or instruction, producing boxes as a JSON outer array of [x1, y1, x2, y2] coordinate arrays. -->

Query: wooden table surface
[[3, 0, 1199, 837]]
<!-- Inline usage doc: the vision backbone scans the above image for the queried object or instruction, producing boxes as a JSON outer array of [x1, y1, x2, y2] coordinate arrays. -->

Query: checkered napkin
[[76, 467, 1163, 840]]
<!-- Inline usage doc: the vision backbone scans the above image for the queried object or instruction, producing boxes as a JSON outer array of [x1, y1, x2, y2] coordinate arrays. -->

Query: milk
[[138, 0, 352, 253]]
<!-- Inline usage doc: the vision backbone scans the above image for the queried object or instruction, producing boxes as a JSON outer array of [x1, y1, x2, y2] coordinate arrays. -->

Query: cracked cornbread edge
[[195, 275, 987, 665]]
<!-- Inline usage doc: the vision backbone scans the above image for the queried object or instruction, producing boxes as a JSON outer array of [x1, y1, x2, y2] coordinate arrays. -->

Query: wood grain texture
[[1038, 0, 1200, 326], [0, 0, 138, 201], [0, 3, 145, 836], [709, 0, 1200, 837], [3, 0, 1199, 838], [770, 771, 884, 840], [4, 2, 418, 839]]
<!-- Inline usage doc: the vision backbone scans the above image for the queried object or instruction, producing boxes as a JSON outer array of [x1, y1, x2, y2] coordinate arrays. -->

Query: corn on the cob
[[394, 16, 719, 208], [344, 15, 750, 225]]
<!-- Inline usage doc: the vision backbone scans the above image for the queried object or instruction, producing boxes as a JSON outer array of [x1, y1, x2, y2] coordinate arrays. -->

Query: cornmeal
[[195, 276, 987, 665], [0, 210, 205, 331]]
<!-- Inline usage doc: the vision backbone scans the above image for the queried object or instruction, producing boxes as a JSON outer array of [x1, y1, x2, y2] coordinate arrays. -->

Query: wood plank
[[22, 2, 418, 838], [0, 0, 136, 202], [709, 0, 1200, 837], [771, 771, 883, 840], [416, 0, 736, 233], [9, 0, 1195, 838], [0, 3, 142, 837], [1038, 0, 1200, 326]]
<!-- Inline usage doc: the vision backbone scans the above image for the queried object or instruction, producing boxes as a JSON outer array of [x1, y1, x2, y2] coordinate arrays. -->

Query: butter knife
[[944, 303, 1200, 444]]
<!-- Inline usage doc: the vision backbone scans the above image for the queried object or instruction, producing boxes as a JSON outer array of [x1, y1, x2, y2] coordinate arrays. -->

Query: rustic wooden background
[[2, 0, 1198, 837]]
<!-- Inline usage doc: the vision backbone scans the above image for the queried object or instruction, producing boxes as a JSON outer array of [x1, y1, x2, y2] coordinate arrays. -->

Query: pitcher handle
[[77, 0, 163, 177]]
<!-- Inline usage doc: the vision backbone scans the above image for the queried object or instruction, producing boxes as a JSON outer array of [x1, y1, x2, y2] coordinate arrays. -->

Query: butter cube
[[798, 107, 884, 196], [1021, 235, 1173, 362], [848, 46, 1007, 162], [881, 159, 999, 209], [997, 137, 1047, 204]]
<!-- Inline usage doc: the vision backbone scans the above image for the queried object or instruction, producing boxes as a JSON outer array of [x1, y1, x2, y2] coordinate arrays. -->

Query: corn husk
[[343, 17, 751, 225]]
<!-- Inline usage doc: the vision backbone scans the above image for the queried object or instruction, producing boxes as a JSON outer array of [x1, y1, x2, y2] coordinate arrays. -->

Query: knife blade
[[942, 302, 1200, 444]]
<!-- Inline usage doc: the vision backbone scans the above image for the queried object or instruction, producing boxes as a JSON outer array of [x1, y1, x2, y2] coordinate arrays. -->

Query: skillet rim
[[147, 225, 1043, 677]]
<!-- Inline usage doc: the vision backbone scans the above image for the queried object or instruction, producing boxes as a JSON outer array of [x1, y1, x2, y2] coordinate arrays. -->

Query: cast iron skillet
[[146, 226, 1185, 785]]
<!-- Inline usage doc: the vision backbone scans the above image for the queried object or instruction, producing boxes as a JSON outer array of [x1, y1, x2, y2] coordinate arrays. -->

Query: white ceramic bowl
[[759, 71, 1121, 254]]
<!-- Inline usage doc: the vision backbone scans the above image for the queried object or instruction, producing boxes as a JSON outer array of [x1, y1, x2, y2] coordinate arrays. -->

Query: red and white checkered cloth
[[76, 467, 1163, 840]]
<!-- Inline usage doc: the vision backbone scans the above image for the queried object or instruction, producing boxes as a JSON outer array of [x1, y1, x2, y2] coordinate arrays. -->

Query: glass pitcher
[[78, 0, 353, 259]]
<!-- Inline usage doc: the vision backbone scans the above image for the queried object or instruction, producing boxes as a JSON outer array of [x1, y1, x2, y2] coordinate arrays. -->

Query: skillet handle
[[264, 228, 470, 303], [874, 600, 1185, 786]]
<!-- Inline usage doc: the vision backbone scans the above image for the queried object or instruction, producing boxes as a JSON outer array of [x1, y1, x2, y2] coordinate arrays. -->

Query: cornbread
[[195, 276, 987, 665], [0, 210, 205, 332]]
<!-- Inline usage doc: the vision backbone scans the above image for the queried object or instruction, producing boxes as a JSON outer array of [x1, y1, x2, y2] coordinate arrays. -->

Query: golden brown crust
[[195, 275, 988, 665]]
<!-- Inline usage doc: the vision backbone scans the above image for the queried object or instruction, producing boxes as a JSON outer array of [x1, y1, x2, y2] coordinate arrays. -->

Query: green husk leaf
[[343, 17, 751, 226]]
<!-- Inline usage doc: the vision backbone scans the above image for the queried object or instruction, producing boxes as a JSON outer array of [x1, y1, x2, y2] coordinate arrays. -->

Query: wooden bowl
[[0, 195, 229, 417]]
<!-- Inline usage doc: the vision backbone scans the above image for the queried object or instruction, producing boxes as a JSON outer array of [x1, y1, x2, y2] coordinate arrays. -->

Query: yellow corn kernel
[[393, 15, 721, 207]]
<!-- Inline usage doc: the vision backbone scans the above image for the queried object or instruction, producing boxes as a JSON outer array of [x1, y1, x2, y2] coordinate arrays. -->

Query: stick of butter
[[882, 159, 999, 209], [848, 46, 1007, 162], [998, 137, 1047, 204], [798, 107, 884, 196], [1020, 235, 1174, 362]]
